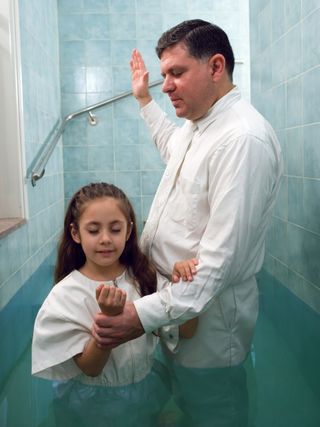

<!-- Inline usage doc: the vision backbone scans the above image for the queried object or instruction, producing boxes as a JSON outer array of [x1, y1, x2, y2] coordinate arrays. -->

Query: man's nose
[[162, 76, 174, 93]]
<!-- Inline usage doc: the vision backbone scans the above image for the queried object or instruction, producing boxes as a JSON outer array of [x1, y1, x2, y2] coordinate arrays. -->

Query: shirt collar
[[192, 86, 241, 134]]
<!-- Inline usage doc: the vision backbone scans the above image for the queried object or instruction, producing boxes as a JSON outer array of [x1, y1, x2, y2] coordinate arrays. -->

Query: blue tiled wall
[[58, 0, 251, 230], [0, 1, 63, 310], [249, 0, 320, 312]]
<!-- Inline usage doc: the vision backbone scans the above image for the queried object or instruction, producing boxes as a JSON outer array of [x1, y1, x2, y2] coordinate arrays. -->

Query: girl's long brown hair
[[54, 182, 157, 296]]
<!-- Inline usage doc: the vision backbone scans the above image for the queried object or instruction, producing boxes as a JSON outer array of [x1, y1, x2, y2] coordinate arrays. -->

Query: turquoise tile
[[115, 145, 140, 171], [286, 77, 302, 128], [142, 196, 154, 221], [87, 146, 114, 171], [63, 118, 87, 146], [64, 172, 94, 198], [162, 0, 187, 13], [266, 216, 288, 265], [302, 67, 320, 125], [86, 113, 114, 146], [115, 172, 141, 196], [286, 127, 303, 176], [284, 0, 301, 29], [303, 124, 320, 179], [302, 8, 320, 72], [61, 93, 86, 116], [260, 48, 273, 92], [60, 41, 86, 66], [114, 96, 140, 119], [112, 66, 132, 94]]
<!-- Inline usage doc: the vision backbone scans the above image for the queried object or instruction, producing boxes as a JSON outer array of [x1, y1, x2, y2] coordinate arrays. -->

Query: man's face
[[160, 43, 216, 121]]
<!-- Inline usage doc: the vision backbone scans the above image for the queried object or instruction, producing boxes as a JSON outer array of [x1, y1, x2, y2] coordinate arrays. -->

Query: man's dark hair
[[156, 19, 235, 78]]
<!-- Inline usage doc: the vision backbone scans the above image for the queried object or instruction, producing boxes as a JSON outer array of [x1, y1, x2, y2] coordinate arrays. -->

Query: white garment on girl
[[32, 269, 173, 385]]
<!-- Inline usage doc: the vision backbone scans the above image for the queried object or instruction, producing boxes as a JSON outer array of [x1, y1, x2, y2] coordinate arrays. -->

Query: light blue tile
[[136, 14, 163, 39], [58, 14, 85, 40], [114, 96, 140, 119], [141, 170, 163, 196], [109, 0, 134, 13], [271, 0, 285, 41], [302, 67, 320, 125], [302, 9, 320, 71], [142, 196, 154, 221], [141, 144, 165, 170], [86, 67, 113, 93], [115, 172, 141, 196], [63, 146, 88, 171], [303, 179, 320, 235], [86, 41, 111, 66], [58, 0, 84, 14], [260, 48, 273, 92], [286, 24, 302, 80], [64, 172, 95, 198], [288, 177, 303, 225], [115, 145, 140, 171], [83, 14, 110, 40], [136, 0, 162, 13], [259, 2, 272, 52], [111, 40, 136, 66], [286, 127, 303, 176], [114, 119, 139, 145], [86, 113, 114, 146], [285, 0, 301, 29], [60, 67, 86, 93], [110, 14, 136, 40], [266, 216, 288, 264], [272, 37, 285, 86], [60, 41, 86, 66], [272, 84, 286, 130], [61, 93, 86, 116], [112, 66, 132, 94], [87, 146, 114, 171], [303, 124, 320, 179], [286, 77, 302, 128], [85, 0, 109, 12], [301, 0, 320, 17], [274, 176, 288, 220], [162, 0, 187, 13], [63, 118, 87, 146]]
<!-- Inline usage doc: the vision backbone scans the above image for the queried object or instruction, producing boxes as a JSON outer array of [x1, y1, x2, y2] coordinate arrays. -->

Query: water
[[1, 268, 320, 426]]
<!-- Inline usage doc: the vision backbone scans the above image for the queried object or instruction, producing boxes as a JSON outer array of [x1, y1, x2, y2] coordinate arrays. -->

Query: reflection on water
[[1, 276, 320, 427]]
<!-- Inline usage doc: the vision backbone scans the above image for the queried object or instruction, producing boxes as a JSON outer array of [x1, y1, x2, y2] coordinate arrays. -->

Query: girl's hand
[[96, 284, 127, 316], [130, 49, 152, 107], [172, 258, 199, 283]]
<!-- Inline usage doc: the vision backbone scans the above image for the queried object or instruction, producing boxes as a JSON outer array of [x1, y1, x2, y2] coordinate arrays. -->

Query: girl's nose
[[100, 230, 111, 243]]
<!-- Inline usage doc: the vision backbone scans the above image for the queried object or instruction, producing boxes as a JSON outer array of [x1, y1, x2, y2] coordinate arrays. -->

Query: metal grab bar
[[29, 79, 163, 186]]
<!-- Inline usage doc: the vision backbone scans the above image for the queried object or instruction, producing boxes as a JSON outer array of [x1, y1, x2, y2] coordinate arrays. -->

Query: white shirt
[[32, 270, 163, 386], [134, 87, 283, 368]]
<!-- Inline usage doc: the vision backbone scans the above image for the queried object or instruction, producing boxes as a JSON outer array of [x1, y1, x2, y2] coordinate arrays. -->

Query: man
[[93, 20, 282, 425]]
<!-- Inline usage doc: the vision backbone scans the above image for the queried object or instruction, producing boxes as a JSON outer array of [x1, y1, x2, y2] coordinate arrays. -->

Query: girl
[[32, 182, 197, 427]]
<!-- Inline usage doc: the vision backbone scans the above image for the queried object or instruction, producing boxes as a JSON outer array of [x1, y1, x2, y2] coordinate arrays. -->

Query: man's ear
[[208, 53, 225, 79], [70, 223, 81, 244]]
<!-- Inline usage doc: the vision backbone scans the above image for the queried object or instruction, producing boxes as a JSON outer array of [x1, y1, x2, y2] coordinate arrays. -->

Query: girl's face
[[71, 197, 132, 280]]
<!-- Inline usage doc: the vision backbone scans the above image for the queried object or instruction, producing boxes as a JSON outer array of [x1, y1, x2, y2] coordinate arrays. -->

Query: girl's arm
[[172, 259, 199, 338], [73, 286, 126, 377]]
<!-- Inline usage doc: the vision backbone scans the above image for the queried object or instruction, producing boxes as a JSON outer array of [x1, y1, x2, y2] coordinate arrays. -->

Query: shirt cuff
[[133, 292, 172, 334]]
